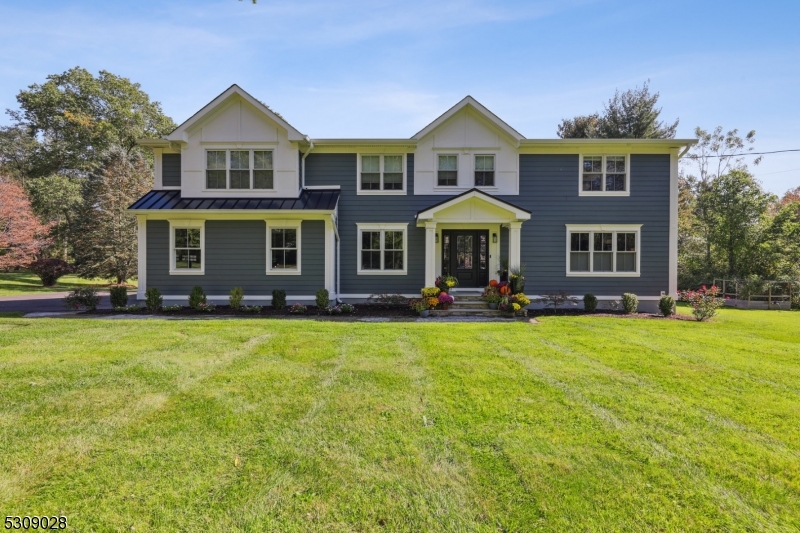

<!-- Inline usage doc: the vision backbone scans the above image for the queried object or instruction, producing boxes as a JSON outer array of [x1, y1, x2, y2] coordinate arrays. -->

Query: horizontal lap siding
[[500, 154, 669, 295], [162, 154, 181, 187], [147, 219, 325, 295]]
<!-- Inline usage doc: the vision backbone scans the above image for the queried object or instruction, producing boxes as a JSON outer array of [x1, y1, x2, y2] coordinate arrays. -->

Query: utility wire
[[685, 149, 800, 158]]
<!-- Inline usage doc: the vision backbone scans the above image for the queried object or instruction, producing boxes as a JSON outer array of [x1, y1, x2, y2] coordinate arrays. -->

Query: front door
[[442, 230, 489, 287]]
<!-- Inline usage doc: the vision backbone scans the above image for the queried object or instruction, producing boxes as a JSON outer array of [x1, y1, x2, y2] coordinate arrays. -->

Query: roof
[[412, 96, 525, 142], [165, 84, 306, 142], [416, 188, 531, 220], [128, 189, 340, 212]]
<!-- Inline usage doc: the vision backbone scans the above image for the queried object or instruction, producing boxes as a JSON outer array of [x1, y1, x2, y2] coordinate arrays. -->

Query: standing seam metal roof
[[128, 189, 340, 211]]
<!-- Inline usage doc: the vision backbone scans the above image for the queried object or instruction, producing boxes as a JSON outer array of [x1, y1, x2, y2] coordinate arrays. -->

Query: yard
[[1, 308, 798, 532], [0, 271, 136, 297]]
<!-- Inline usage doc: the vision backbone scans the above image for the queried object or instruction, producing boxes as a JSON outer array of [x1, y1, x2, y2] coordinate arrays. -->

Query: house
[[130, 85, 695, 312]]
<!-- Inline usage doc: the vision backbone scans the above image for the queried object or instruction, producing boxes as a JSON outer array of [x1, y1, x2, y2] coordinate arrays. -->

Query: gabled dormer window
[[358, 154, 406, 194], [205, 149, 274, 190], [580, 155, 629, 196]]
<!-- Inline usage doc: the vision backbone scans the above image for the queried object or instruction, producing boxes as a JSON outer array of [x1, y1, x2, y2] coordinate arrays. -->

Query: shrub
[[64, 288, 100, 311], [229, 287, 244, 309], [162, 304, 182, 312], [340, 303, 355, 314], [109, 286, 128, 308], [114, 304, 142, 313], [272, 289, 287, 310], [315, 288, 330, 309], [366, 293, 408, 307], [621, 293, 638, 314], [327, 304, 342, 315], [410, 299, 429, 313], [534, 291, 579, 313], [145, 287, 162, 312], [189, 286, 206, 309], [288, 303, 307, 314], [241, 305, 262, 313], [29, 258, 74, 287], [679, 285, 725, 321], [583, 293, 598, 313], [659, 295, 676, 317], [195, 302, 216, 312]]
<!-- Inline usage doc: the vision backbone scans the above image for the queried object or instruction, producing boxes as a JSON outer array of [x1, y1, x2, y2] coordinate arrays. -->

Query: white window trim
[[265, 220, 302, 275], [436, 154, 459, 188], [565, 224, 641, 277], [169, 220, 205, 275], [356, 223, 408, 275], [356, 154, 407, 195], [205, 149, 276, 192], [578, 154, 630, 197], [473, 153, 497, 188]]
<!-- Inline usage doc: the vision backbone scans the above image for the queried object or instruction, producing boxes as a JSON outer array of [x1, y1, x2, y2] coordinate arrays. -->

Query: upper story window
[[580, 155, 629, 196], [358, 154, 405, 194], [206, 149, 274, 190], [474, 155, 495, 187], [566, 224, 640, 276], [438, 155, 458, 186]]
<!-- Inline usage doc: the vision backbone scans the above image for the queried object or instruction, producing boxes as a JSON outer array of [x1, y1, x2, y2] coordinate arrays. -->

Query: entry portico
[[416, 189, 531, 287]]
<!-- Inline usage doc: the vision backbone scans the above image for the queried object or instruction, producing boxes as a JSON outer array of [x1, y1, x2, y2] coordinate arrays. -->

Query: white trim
[[413, 96, 524, 142], [153, 149, 163, 189], [356, 223, 408, 276], [324, 218, 335, 293], [265, 220, 302, 275], [356, 153, 407, 195], [161, 295, 317, 302], [669, 150, 679, 296], [137, 215, 147, 299], [169, 220, 205, 275], [304, 185, 341, 190], [338, 293, 419, 299], [425, 221, 437, 286], [578, 154, 630, 197], [565, 224, 642, 277]]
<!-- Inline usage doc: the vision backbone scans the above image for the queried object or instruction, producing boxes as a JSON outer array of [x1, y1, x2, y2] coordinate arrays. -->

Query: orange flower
[[489, 279, 498, 288]]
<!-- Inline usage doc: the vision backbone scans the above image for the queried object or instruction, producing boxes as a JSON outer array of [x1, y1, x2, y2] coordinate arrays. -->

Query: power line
[[686, 149, 800, 158]]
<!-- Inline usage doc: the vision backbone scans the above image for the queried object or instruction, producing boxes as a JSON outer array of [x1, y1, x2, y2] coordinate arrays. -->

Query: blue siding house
[[130, 85, 695, 311]]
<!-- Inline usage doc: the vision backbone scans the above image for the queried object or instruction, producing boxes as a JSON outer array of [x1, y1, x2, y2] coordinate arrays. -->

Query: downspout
[[678, 145, 691, 158], [301, 136, 314, 189]]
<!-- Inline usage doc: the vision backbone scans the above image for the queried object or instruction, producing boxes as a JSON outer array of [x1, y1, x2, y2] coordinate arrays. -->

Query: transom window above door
[[206, 149, 274, 190], [580, 155, 628, 196], [474, 155, 495, 187], [358, 154, 405, 193]]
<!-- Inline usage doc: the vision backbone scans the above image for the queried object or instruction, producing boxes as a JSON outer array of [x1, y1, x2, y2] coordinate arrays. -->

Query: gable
[[192, 96, 281, 143], [426, 106, 513, 149], [412, 96, 524, 143]]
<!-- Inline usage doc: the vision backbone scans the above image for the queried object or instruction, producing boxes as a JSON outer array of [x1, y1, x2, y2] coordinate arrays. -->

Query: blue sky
[[1, 0, 798, 193]]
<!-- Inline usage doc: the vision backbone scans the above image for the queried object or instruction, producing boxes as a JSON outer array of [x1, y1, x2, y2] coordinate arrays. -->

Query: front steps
[[428, 291, 509, 318]]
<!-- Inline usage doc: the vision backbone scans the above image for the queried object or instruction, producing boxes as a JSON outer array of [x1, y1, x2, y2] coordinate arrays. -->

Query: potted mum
[[410, 299, 430, 317], [483, 281, 501, 309], [438, 292, 454, 310], [435, 275, 458, 293]]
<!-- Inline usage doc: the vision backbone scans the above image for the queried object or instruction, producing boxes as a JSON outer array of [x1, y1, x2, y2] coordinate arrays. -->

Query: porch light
[[492, 232, 497, 243], [435, 233, 439, 243]]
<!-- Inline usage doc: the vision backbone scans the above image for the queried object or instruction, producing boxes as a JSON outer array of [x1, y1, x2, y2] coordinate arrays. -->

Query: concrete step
[[450, 302, 489, 309], [449, 295, 485, 302], [428, 308, 507, 317]]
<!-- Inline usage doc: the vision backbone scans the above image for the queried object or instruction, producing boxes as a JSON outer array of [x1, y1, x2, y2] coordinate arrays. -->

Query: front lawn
[[0, 271, 136, 296], [0, 308, 798, 531]]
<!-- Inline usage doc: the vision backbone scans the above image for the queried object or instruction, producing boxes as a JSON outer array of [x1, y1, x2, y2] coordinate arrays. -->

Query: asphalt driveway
[[0, 292, 133, 314]]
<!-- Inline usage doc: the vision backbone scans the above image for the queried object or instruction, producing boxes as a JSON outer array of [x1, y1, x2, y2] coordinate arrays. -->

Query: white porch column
[[324, 217, 336, 297], [136, 215, 147, 300], [508, 221, 522, 269], [425, 221, 437, 286]]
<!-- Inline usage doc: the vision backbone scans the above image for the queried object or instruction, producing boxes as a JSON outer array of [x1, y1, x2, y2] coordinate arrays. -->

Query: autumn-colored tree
[[0, 177, 51, 269], [71, 147, 150, 283]]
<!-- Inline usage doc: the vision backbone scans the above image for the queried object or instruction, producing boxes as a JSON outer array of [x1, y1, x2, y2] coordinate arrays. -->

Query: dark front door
[[442, 230, 489, 287]]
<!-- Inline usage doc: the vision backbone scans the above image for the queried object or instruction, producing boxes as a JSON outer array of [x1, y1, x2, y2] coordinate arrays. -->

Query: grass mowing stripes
[[0, 308, 798, 531]]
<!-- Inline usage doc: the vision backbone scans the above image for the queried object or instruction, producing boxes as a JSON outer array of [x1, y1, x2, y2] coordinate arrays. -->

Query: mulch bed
[[84, 304, 416, 318], [528, 309, 696, 320]]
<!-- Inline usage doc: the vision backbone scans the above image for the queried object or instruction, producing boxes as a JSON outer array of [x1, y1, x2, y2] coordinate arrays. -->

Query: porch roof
[[128, 188, 340, 212], [415, 188, 531, 223]]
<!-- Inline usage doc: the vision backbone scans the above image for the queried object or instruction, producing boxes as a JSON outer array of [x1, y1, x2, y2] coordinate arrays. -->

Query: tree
[[557, 81, 678, 139], [25, 175, 82, 260], [71, 147, 150, 283], [0, 126, 37, 184], [0, 177, 51, 270]]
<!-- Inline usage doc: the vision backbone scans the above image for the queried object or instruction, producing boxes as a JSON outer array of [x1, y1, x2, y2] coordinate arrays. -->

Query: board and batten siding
[[146, 219, 325, 298], [162, 154, 181, 187], [499, 154, 669, 296]]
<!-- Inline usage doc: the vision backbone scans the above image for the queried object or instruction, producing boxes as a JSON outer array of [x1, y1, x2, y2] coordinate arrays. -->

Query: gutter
[[301, 136, 314, 189]]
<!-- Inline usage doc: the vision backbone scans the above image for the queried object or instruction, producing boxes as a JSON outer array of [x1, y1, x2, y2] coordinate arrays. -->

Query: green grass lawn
[[1, 308, 798, 532], [0, 271, 136, 296]]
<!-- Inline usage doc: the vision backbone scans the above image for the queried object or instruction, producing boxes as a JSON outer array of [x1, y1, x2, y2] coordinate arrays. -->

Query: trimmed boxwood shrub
[[316, 288, 330, 309], [145, 287, 163, 312], [659, 295, 676, 317], [189, 286, 206, 309], [29, 258, 74, 287], [272, 289, 286, 310], [229, 287, 244, 309], [621, 293, 638, 314], [583, 293, 598, 313], [64, 288, 100, 311], [109, 286, 128, 308]]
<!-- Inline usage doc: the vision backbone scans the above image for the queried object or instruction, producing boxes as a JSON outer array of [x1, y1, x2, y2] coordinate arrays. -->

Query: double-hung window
[[580, 155, 628, 195], [359, 154, 405, 193], [566, 225, 641, 276], [437, 155, 458, 186], [357, 223, 407, 275], [169, 221, 205, 275], [265, 221, 301, 275], [205, 149, 275, 190], [474, 155, 495, 186]]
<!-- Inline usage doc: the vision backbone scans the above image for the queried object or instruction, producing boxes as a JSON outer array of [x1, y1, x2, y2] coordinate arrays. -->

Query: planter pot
[[488, 302, 498, 310], [512, 278, 525, 294], [419, 310, 430, 318], [441, 305, 450, 311]]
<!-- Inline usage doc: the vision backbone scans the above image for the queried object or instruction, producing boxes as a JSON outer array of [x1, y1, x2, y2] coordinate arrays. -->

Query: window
[[205, 149, 275, 190], [580, 155, 628, 195], [356, 223, 408, 274], [437, 155, 458, 186], [169, 221, 204, 275], [265, 221, 301, 274], [358, 154, 405, 193], [474, 155, 495, 186], [566, 225, 641, 276]]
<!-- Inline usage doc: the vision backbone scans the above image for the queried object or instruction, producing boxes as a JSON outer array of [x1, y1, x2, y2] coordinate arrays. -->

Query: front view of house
[[130, 85, 695, 311]]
